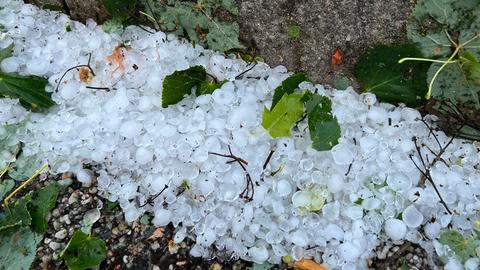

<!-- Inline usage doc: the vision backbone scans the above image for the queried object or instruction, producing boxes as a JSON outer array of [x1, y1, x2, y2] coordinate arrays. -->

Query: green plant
[[261, 74, 341, 151], [0, 44, 55, 110], [140, 0, 244, 52], [161, 65, 226, 107], [0, 180, 59, 270], [438, 229, 480, 264], [60, 230, 107, 270], [287, 25, 301, 39]]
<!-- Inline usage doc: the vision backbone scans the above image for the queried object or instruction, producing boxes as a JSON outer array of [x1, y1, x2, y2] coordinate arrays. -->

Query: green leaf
[[262, 93, 304, 138], [303, 93, 341, 151], [0, 179, 14, 202], [407, 0, 480, 57], [143, 0, 243, 51], [0, 199, 31, 231], [353, 43, 431, 107], [161, 66, 206, 108], [0, 43, 14, 62], [196, 80, 227, 95], [0, 227, 41, 270], [287, 25, 301, 39], [102, 18, 123, 33], [102, 0, 136, 21], [0, 72, 55, 110], [8, 154, 43, 181], [333, 76, 351, 90], [271, 73, 306, 109], [428, 62, 480, 109], [460, 50, 480, 86], [206, 21, 244, 52], [439, 230, 480, 263], [61, 230, 107, 270], [28, 183, 59, 234]]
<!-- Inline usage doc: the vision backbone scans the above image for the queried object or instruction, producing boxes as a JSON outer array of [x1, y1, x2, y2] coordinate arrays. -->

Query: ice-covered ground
[[1, 1, 480, 269]]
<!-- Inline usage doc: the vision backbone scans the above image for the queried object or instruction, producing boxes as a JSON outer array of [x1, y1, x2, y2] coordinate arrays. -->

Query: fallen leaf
[[294, 259, 328, 270], [330, 48, 343, 70], [106, 46, 128, 74], [79, 67, 93, 83], [147, 227, 164, 241]]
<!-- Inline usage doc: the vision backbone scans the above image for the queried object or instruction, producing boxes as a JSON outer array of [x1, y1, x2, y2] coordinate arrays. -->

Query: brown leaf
[[147, 227, 165, 241], [106, 46, 128, 74], [330, 48, 343, 70], [294, 259, 328, 270], [79, 67, 93, 83]]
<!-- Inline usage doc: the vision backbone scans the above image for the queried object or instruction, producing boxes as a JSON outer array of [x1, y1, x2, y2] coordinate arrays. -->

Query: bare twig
[[55, 53, 95, 92], [235, 61, 257, 80], [139, 184, 169, 207]]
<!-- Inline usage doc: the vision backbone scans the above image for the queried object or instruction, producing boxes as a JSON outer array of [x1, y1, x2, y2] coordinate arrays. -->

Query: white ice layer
[[1, 1, 480, 269]]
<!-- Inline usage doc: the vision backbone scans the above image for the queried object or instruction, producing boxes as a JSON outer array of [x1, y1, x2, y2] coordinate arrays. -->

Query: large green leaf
[[407, 0, 480, 57], [439, 230, 480, 263], [61, 230, 107, 270], [0, 227, 41, 270], [161, 66, 206, 108], [428, 62, 480, 109], [206, 21, 244, 52], [0, 179, 14, 202], [0, 199, 31, 231], [0, 72, 54, 110], [28, 183, 59, 234], [271, 73, 306, 109], [262, 93, 304, 138], [8, 154, 43, 181], [196, 79, 227, 95], [303, 93, 341, 151], [353, 43, 431, 107], [141, 0, 243, 52], [0, 43, 14, 62]]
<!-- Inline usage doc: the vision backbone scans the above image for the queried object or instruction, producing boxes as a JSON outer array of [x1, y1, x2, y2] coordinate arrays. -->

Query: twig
[[55, 53, 95, 92], [259, 149, 275, 182], [410, 135, 452, 215], [209, 146, 254, 201], [139, 184, 169, 207], [86, 86, 111, 91], [235, 61, 257, 80]]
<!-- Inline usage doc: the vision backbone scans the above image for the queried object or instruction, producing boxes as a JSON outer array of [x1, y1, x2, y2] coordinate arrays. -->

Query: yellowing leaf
[[262, 93, 304, 138], [294, 259, 328, 270]]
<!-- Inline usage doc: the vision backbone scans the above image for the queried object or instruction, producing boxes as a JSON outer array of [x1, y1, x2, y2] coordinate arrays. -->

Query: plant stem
[[426, 45, 462, 99], [2, 162, 49, 205], [398, 57, 457, 64]]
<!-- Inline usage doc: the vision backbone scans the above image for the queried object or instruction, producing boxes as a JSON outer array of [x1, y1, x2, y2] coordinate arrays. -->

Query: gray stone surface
[[236, 0, 413, 85]]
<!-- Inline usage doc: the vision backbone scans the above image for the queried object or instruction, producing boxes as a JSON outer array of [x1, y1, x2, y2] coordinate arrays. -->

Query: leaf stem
[[2, 162, 49, 206], [426, 45, 462, 99], [398, 57, 457, 64]]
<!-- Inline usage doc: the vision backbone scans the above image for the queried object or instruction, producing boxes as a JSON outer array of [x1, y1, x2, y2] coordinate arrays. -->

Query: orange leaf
[[330, 48, 343, 70], [106, 45, 128, 74], [294, 259, 328, 270], [147, 227, 165, 241]]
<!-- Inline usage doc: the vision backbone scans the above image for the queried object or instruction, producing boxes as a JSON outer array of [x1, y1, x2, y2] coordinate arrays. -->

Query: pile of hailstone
[[1, 1, 480, 269]]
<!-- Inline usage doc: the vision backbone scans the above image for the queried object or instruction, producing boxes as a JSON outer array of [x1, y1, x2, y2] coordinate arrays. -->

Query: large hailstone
[[384, 219, 407, 241], [403, 205, 424, 228], [292, 184, 328, 212]]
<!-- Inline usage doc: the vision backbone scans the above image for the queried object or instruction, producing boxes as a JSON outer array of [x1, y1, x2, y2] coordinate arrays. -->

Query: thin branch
[[55, 53, 95, 92], [139, 184, 169, 207], [235, 61, 257, 80]]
